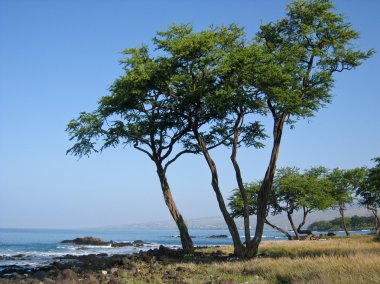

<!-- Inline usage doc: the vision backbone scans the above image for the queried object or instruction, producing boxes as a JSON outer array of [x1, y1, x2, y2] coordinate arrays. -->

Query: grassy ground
[[120, 234, 380, 284]]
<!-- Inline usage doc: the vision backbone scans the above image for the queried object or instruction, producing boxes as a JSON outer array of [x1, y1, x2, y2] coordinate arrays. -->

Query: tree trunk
[[265, 219, 294, 240], [249, 114, 287, 256], [230, 112, 251, 246], [368, 207, 380, 233], [155, 161, 194, 253], [339, 206, 350, 236], [297, 206, 312, 235], [192, 126, 244, 257], [287, 212, 300, 240]]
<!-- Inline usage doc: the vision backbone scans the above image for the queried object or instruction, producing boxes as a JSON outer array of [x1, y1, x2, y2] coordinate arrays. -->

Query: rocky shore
[[61, 236, 148, 248], [0, 244, 230, 284]]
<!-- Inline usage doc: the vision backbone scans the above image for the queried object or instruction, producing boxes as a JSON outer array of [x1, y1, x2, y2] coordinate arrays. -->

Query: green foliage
[[271, 167, 334, 216], [67, 0, 374, 255], [152, 23, 268, 150], [328, 167, 367, 209], [308, 215, 377, 231], [254, 0, 374, 122], [357, 157, 380, 210], [228, 166, 334, 218], [229, 182, 262, 218]]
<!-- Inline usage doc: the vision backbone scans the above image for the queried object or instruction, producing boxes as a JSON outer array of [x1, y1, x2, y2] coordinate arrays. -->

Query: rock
[[33, 271, 48, 280], [133, 240, 145, 247], [101, 270, 107, 275], [298, 229, 313, 235], [127, 263, 138, 271], [10, 272, 24, 280], [57, 269, 78, 282], [12, 254, 26, 258], [83, 275, 99, 284], [311, 234, 321, 240], [219, 280, 237, 284], [207, 235, 228, 238], [121, 257, 130, 266], [157, 245, 182, 257], [111, 241, 133, 248], [162, 269, 177, 280], [107, 278, 121, 284], [61, 236, 109, 246], [327, 232, 336, 236], [176, 266, 192, 272], [27, 280, 43, 284]]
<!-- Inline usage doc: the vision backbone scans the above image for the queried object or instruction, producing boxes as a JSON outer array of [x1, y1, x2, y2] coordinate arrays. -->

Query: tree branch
[[164, 149, 197, 171], [133, 142, 153, 160]]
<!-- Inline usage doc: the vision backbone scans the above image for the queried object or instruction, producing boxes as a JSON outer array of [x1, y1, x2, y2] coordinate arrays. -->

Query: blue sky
[[0, 0, 379, 229]]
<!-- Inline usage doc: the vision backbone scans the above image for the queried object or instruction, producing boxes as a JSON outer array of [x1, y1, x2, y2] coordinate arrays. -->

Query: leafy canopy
[[229, 167, 334, 218], [357, 158, 380, 210], [328, 167, 367, 209], [254, 0, 374, 122]]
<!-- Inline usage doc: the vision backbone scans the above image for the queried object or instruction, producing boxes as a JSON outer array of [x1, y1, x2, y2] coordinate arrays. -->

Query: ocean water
[[0, 227, 372, 271]]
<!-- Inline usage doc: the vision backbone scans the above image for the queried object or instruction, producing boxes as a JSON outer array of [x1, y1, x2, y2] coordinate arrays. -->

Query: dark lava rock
[[110, 241, 133, 248], [133, 240, 145, 247], [61, 237, 109, 246], [176, 266, 192, 272], [298, 229, 313, 235], [126, 263, 138, 271], [207, 235, 228, 238], [219, 280, 237, 284], [57, 268, 79, 282], [12, 254, 26, 258], [83, 275, 100, 284], [33, 271, 49, 280], [43, 278, 55, 284], [157, 245, 183, 257]]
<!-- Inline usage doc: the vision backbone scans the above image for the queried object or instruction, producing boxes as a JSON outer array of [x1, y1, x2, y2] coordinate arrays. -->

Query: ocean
[[0, 227, 371, 271]]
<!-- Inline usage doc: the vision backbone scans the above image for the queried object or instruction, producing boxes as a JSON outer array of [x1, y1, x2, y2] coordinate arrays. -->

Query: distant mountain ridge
[[109, 207, 370, 230]]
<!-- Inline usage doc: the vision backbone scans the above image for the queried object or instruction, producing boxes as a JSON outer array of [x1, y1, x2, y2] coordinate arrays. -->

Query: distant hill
[[110, 206, 371, 230]]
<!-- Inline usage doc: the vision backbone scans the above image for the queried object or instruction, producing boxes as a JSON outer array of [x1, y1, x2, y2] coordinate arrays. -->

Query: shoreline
[[0, 245, 229, 283], [0, 234, 379, 283]]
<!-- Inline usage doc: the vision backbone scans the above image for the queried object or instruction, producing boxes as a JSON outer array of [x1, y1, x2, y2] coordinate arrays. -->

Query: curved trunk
[[155, 161, 194, 253], [265, 219, 294, 240], [339, 206, 350, 236], [192, 126, 244, 257], [249, 114, 286, 256], [297, 206, 312, 235], [287, 212, 300, 240], [230, 112, 251, 246], [368, 207, 379, 233]]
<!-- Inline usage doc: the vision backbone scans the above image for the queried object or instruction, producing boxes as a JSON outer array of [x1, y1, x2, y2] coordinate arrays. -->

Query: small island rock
[[207, 235, 228, 238], [61, 236, 109, 246]]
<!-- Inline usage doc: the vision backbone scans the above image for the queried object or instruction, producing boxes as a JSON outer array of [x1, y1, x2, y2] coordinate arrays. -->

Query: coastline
[[1, 234, 379, 283]]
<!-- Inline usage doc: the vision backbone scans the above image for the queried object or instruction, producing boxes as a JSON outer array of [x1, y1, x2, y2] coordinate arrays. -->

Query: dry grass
[[121, 234, 380, 284]]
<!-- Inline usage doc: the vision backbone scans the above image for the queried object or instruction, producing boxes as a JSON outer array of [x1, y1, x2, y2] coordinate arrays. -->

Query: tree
[[229, 181, 295, 240], [357, 157, 380, 232], [308, 215, 376, 231], [67, 0, 373, 258], [66, 45, 197, 253], [328, 167, 367, 236], [229, 167, 334, 240], [248, 0, 373, 254], [152, 24, 267, 257], [273, 167, 333, 239]]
